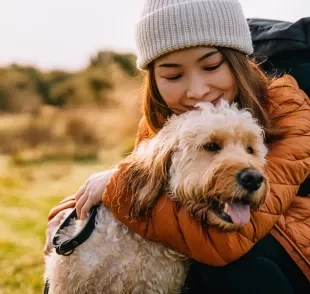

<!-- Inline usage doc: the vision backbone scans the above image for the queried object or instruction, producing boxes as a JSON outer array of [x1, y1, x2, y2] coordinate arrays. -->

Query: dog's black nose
[[237, 168, 264, 191]]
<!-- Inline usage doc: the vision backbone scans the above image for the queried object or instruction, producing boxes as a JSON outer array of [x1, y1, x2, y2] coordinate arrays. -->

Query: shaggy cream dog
[[45, 101, 269, 294]]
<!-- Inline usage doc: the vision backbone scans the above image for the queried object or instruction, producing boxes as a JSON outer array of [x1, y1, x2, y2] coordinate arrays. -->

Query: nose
[[237, 168, 264, 191], [187, 75, 211, 100]]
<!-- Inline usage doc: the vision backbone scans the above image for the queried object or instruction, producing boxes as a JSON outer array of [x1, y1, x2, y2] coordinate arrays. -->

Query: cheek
[[156, 79, 183, 108], [228, 77, 239, 101], [218, 65, 238, 101]]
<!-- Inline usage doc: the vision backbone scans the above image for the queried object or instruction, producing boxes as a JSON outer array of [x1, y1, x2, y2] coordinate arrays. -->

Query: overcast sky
[[1, 0, 309, 70]]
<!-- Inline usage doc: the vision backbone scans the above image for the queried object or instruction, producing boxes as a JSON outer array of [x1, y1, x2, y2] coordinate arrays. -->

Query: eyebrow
[[158, 50, 219, 68], [197, 50, 219, 62]]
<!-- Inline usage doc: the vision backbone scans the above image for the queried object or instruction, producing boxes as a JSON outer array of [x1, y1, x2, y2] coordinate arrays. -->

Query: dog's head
[[120, 100, 269, 231]]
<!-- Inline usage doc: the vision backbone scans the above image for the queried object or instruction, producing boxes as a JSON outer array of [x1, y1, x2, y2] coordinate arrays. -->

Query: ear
[[118, 129, 176, 218]]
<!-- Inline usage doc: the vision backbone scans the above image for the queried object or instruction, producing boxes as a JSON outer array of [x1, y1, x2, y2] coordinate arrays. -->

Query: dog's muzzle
[[211, 168, 265, 227]]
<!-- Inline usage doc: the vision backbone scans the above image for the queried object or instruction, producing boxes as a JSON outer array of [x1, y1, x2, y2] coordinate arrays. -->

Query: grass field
[[0, 156, 121, 294]]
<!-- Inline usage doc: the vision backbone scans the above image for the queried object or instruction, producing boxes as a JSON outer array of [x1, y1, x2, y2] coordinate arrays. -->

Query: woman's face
[[154, 46, 238, 114]]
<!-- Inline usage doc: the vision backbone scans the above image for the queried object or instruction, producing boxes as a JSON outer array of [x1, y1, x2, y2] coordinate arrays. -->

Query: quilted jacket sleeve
[[102, 76, 310, 265]]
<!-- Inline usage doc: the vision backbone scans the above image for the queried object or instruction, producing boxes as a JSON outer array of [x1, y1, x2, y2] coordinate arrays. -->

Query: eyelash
[[165, 61, 224, 81], [166, 75, 182, 80], [203, 61, 224, 72]]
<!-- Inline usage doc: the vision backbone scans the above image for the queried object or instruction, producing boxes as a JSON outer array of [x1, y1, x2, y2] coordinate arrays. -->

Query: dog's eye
[[247, 146, 254, 154], [203, 142, 221, 152]]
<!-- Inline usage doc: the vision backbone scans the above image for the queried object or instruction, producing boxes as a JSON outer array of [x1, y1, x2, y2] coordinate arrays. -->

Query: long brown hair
[[141, 47, 283, 143]]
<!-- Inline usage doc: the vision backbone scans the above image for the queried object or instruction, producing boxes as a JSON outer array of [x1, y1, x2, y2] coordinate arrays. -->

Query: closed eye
[[204, 60, 224, 72], [165, 74, 182, 80]]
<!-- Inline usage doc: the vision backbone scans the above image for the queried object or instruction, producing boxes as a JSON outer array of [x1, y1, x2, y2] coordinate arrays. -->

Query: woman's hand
[[44, 207, 74, 255], [44, 168, 117, 255], [75, 169, 117, 220]]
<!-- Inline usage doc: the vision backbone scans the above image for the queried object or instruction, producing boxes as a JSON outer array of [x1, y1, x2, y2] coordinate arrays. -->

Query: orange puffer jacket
[[48, 75, 310, 279]]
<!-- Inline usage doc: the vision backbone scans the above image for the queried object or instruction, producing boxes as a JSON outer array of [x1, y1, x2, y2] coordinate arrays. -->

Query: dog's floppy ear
[[118, 128, 177, 219]]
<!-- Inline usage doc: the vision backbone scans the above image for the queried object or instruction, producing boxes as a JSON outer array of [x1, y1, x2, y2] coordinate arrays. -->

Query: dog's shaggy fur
[[45, 101, 269, 294]]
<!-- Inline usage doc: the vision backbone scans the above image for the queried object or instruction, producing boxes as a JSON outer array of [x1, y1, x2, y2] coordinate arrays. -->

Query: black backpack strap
[[52, 204, 100, 256]]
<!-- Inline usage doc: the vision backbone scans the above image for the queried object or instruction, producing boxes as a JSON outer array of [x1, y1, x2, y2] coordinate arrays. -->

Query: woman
[[45, 0, 310, 292]]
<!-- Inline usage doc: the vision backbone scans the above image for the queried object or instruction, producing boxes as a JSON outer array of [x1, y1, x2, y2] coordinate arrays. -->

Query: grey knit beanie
[[136, 0, 253, 70]]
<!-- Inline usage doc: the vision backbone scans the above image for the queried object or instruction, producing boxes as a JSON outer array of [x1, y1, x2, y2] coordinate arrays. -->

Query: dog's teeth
[[224, 203, 229, 214]]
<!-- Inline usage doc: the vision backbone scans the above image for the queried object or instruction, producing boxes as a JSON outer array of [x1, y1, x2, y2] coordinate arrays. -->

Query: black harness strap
[[53, 204, 100, 256], [44, 279, 49, 294], [43, 204, 100, 293]]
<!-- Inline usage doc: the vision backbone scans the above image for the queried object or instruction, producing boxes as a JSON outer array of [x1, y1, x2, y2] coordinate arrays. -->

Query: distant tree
[[112, 53, 138, 77], [0, 67, 42, 112], [87, 69, 113, 103], [89, 51, 138, 77], [43, 70, 72, 105], [0, 49, 140, 112]]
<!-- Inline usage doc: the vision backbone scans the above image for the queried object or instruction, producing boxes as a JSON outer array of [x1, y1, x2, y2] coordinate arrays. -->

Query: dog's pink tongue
[[227, 202, 250, 226]]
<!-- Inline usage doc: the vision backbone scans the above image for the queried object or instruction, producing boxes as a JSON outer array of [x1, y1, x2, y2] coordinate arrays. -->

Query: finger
[[74, 184, 87, 201], [88, 173, 102, 180], [89, 170, 108, 180], [76, 193, 89, 219], [48, 209, 68, 228], [80, 199, 95, 220]]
